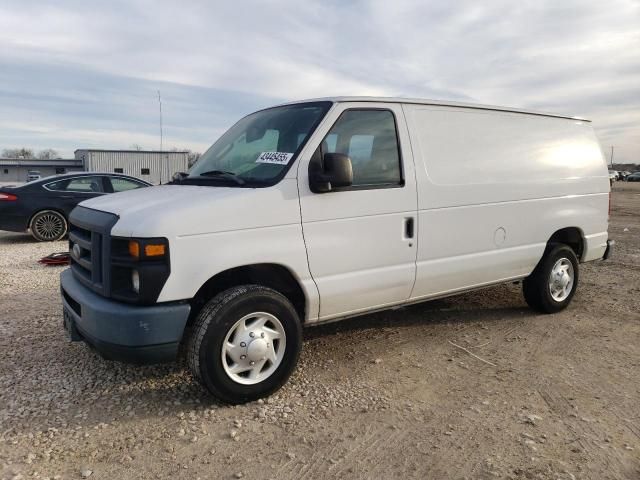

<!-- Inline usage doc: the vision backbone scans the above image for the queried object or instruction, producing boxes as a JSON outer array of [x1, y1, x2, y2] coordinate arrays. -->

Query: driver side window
[[319, 110, 402, 187]]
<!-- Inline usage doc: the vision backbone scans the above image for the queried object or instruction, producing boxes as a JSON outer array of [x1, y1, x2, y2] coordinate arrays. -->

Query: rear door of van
[[297, 102, 418, 321]]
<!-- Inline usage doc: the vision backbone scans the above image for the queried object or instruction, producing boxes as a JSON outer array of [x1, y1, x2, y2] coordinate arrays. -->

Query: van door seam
[[400, 103, 420, 298], [294, 154, 322, 322]]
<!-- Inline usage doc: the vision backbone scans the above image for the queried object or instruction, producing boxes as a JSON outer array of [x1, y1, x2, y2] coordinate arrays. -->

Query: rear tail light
[[0, 192, 17, 201], [608, 191, 612, 217]]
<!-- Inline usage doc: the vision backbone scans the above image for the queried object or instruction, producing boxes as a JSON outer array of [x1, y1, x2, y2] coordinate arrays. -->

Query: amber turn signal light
[[144, 244, 166, 257], [128, 240, 140, 258]]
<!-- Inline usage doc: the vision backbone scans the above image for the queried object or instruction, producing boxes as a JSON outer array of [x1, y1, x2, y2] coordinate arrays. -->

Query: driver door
[[297, 102, 418, 321]]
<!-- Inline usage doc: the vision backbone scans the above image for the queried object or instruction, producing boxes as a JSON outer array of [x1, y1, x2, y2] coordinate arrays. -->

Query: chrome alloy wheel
[[33, 212, 66, 240], [548, 258, 574, 302], [221, 312, 286, 385]]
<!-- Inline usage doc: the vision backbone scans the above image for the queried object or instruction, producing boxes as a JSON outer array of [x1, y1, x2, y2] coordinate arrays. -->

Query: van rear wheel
[[187, 285, 302, 404], [523, 244, 579, 313]]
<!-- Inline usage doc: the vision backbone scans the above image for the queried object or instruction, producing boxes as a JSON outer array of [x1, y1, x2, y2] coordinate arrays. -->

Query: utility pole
[[158, 90, 163, 152], [610, 145, 614, 168]]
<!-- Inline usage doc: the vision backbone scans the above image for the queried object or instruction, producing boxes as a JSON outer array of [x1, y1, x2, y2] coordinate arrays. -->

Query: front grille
[[68, 206, 119, 297], [69, 224, 102, 287]]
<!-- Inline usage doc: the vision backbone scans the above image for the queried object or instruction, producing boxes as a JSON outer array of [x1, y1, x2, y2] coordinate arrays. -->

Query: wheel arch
[[546, 227, 585, 261], [188, 263, 307, 325]]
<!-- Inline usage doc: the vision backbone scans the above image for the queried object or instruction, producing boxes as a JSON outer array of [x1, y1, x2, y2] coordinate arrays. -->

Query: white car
[[27, 170, 41, 182], [60, 97, 612, 403]]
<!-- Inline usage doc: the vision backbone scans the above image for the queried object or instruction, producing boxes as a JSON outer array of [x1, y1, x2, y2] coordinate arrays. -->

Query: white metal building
[[75, 149, 190, 185], [0, 158, 83, 184]]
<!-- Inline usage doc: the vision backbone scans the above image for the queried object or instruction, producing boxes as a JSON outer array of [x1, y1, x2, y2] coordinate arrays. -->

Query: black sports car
[[0, 172, 151, 241]]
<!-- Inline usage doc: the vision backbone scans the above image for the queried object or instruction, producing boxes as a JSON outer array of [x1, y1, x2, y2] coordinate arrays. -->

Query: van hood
[[81, 185, 240, 217], [78, 182, 301, 238]]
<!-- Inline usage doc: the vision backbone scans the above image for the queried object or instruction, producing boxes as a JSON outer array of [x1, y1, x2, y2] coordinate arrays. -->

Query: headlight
[[111, 237, 171, 305], [131, 269, 140, 293]]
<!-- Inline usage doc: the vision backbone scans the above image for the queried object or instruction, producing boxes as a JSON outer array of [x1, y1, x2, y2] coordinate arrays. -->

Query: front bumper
[[60, 269, 190, 364]]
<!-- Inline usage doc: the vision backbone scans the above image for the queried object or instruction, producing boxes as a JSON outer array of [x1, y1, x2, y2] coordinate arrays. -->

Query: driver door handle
[[404, 217, 414, 239]]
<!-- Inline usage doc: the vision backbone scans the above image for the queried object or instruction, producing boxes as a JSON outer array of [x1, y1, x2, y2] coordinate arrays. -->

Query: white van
[[60, 97, 612, 403]]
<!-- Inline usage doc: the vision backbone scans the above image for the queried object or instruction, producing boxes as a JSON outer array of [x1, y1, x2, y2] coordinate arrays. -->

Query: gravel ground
[[1, 183, 639, 480]]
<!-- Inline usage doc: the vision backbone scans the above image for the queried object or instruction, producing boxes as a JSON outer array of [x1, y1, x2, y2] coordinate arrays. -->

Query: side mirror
[[309, 153, 353, 193], [170, 171, 188, 184]]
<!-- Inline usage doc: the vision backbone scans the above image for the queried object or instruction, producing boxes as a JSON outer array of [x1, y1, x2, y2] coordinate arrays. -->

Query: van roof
[[279, 96, 590, 122]]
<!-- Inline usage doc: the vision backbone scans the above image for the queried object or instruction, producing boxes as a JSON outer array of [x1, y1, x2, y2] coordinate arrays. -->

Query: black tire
[[29, 210, 68, 242], [187, 285, 302, 404], [523, 244, 579, 314]]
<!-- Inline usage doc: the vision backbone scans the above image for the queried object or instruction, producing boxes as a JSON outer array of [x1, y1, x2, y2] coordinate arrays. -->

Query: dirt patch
[[1, 184, 639, 479]]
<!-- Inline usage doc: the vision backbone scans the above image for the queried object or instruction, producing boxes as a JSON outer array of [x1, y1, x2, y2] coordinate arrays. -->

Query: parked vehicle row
[[59, 97, 612, 404], [0, 172, 151, 241], [609, 169, 640, 181]]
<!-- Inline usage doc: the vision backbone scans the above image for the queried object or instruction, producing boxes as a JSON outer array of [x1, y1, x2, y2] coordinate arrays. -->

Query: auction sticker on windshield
[[256, 152, 293, 165]]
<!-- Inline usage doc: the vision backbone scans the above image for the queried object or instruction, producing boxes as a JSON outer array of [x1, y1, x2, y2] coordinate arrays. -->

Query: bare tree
[[37, 148, 60, 160], [170, 147, 201, 168], [187, 151, 201, 167], [2, 148, 34, 158], [130, 144, 144, 151]]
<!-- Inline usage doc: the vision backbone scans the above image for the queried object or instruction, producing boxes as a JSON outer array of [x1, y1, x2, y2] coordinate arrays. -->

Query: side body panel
[[403, 104, 610, 301]]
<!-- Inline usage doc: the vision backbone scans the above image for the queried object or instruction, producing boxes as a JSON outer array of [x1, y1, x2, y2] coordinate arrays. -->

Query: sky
[[0, 0, 638, 163]]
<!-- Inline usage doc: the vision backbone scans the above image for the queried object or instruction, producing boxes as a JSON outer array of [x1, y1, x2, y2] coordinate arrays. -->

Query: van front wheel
[[187, 285, 302, 404], [523, 244, 579, 313]]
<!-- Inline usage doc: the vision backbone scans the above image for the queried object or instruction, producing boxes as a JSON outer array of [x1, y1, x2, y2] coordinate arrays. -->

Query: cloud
[[0, 0, 638, 162]]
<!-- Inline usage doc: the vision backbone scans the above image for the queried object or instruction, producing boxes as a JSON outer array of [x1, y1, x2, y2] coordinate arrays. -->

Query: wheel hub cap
[[221, 312, 286, 385], [34, 213, 64, 240], [548, 258, 574, 302], [247, 338, 268, 361]]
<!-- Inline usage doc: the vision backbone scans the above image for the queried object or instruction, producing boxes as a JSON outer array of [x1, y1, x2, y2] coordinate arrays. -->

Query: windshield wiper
[[196, 170, 245, 185]]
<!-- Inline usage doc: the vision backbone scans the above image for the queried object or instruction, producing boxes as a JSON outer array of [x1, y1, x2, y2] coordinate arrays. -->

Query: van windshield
[[186, 102, 332, 187]]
